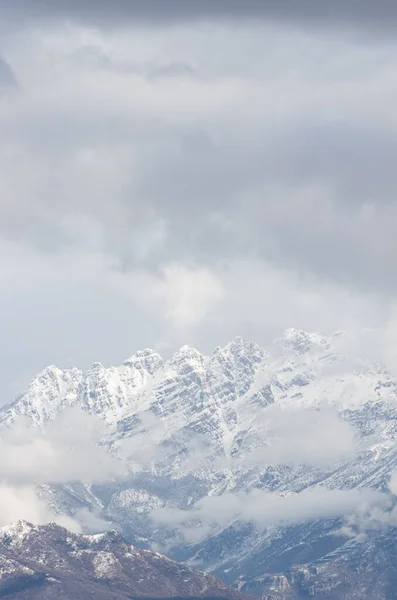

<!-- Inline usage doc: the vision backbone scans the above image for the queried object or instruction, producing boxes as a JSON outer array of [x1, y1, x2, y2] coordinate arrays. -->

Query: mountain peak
[[170, 345, 205, 366], [34, 364, 64, 380], [89, 361, 104, 370], [123, 348, 164, 374], [2, 332, 397, 598], [0, 520, 35, 545], [0, 521, 249, 600], [279, 328, 332, 354]]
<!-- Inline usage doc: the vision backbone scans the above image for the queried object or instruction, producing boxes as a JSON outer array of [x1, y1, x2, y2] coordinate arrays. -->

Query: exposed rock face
[[258, 528, 397, 599], [0, 521, 250, 600]]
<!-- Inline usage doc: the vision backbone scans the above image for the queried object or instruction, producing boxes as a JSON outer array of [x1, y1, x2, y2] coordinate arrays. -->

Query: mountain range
[[2, 329, 397, 598]]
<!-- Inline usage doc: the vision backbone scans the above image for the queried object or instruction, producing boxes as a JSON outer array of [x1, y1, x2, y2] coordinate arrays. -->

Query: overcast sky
[[1, 1, 397, 400]]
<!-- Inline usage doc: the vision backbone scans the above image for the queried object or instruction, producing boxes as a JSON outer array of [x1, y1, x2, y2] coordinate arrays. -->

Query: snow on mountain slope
[[0, 348, 165, 428], [257, 527, 397, 599], [0, 521, 250, 600], [2, 329, 397, 597], [0, 329, 387, 428]]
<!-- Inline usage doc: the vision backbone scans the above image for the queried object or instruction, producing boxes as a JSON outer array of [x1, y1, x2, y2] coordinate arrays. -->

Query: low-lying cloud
[[0, 408, 127, 532], [151, 487, 391, 543], [0, 408, 127, 485], [218, 405, 358, 469], [0, 484, 80, 531]]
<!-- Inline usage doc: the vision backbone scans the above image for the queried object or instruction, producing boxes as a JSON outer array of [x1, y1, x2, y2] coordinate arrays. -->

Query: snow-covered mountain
[[258, 528, 397, 599], [0, 520, 249, 599], [2, 329, 397, 598]]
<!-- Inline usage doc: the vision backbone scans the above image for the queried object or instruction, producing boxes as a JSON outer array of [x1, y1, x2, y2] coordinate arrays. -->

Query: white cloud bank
[[0, 408, 127, 485], [0, 408, 126, 532], [0, 484, 79, 531], [151, 486, 391, 543], [217, 406, 358, 470]]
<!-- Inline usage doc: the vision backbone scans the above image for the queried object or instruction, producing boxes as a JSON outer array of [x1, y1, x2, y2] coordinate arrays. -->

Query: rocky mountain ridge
[[0, 520, 249, 600], [2, 329, 397, 598]]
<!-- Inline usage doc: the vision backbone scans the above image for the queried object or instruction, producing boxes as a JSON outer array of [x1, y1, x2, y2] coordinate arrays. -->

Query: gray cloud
[[2, 1, 397, 34], [0, 7, 396, 399], [0, 56, 17, 88], [2, 28, 396, 292]]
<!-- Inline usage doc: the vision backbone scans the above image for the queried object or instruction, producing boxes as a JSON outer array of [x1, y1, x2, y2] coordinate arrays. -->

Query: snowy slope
[[2, 329, 397, 597], [0, 521, 249, 600]]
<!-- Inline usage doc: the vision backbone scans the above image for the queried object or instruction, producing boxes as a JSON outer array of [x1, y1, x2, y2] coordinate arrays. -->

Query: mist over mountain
[[2, 1, 397, 597], [2, 330, 397, 598]]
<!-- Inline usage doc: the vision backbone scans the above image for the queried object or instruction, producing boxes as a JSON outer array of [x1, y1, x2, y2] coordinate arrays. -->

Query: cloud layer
[[219, 406, 358, 469], [151, 487, 392, 544], [0, 408, 126, 532], [0, 408, 127, 485], [3, 1, 397, 33], [0, 3, 397, 400]]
